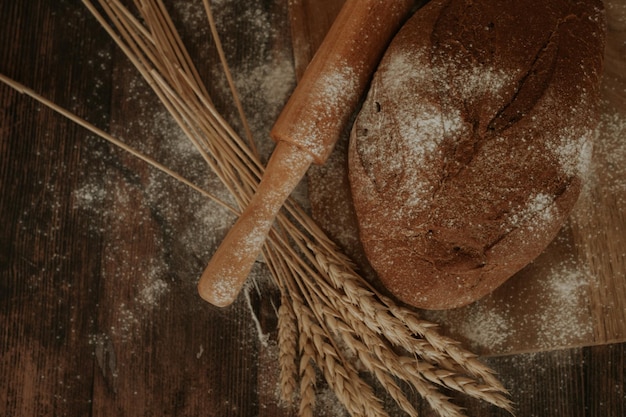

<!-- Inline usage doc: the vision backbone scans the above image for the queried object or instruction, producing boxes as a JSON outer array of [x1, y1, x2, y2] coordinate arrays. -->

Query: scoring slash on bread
[[349, 0, 607, 310]]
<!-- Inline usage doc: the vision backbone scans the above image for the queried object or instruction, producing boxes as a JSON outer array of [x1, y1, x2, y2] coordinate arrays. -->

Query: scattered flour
[[593, 104, 626, 196], [458, 307, 513, 352], [73, 181, 106, 209], [314, 386, 350, 417], [244, 281, 270, 348], [534, 263, 594, 349], [73, 1, 296, 371], [137, 276, 169, 309]]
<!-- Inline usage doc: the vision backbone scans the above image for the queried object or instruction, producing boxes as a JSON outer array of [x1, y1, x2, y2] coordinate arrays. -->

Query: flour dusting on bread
[[348, 0, 606, 309]]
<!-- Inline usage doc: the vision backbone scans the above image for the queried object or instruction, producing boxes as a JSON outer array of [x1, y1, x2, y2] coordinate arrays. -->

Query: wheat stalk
[[277, 296, 298, 404], [1, 1, 514, 416], [293, 297, 389, 417]]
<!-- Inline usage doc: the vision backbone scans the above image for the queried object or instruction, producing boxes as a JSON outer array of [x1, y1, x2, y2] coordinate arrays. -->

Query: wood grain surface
[[1, 1, 624, 417]]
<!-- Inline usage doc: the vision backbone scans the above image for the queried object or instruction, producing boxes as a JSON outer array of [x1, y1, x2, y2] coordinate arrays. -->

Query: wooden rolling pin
[[197, 0, 415, 307]]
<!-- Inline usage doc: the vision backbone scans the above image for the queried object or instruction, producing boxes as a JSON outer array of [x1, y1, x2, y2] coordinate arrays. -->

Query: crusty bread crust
[[348, 0, 606, 309]]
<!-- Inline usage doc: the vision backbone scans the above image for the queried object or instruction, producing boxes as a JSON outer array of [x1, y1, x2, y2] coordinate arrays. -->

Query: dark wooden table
[[1, 1, 624, 416]]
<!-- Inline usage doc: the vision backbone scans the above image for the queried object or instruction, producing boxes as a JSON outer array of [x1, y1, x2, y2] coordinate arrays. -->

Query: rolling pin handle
[[197, 141, 313, 307], [198, 0, 415, 307]]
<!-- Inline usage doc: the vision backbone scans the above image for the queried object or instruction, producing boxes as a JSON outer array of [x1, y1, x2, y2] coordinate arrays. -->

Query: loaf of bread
[[348, 0, 606, 309]]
